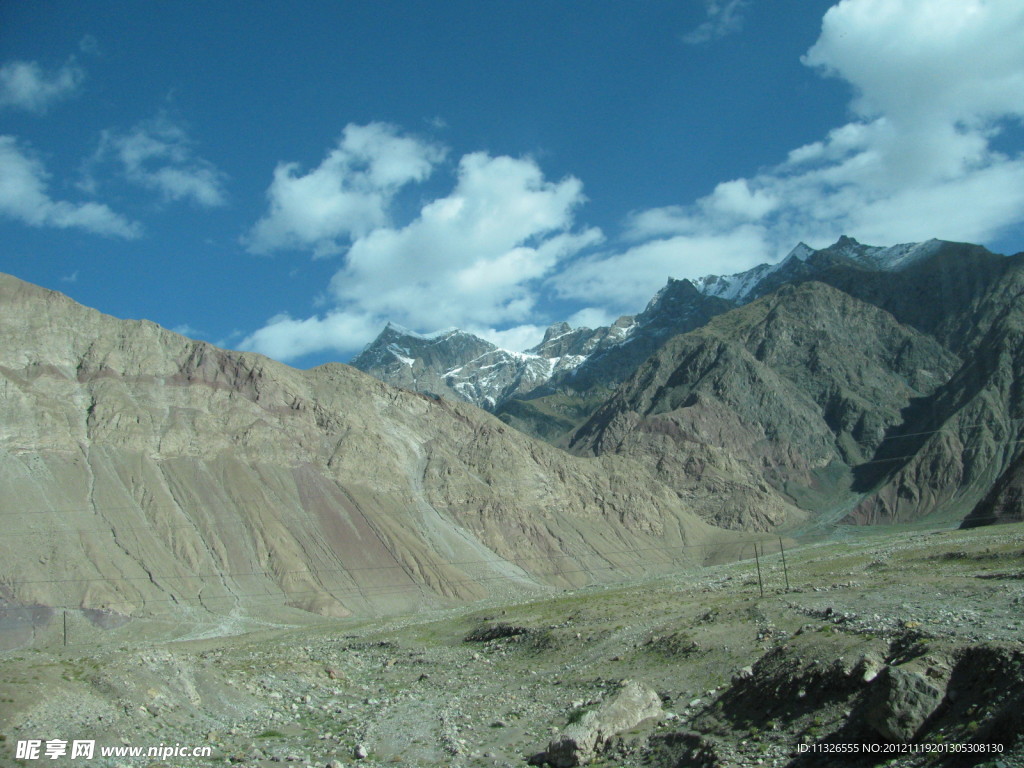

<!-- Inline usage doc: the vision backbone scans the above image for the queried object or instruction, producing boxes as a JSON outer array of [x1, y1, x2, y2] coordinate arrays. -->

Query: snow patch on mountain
[[386, 344, 415, 366], [692, 237, 938, 304], [835, 237, 943, 271], [384, 321, 461, 341], [694, 241, 814, 302]]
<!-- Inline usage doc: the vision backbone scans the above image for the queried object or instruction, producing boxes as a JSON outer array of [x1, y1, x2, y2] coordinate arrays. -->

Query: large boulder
[[542, 680, 663, 766], [864, 662, 948, 742]]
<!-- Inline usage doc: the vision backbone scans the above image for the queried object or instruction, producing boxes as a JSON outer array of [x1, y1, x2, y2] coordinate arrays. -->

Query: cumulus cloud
[[682, 0, 749, 45], [474, 324, 550, 353], [236, 310, 383, 362], [91, 115, 228, 207], [331, 152, 601, 327], [0, 59, 84, 113], [0, 136, 141, 238], [567, 307, 619, 330], [772, 0, 1024, 244], [553, 227, 769, 312], [240, 135, 600, 361], [804, 0, 1024, 129], [245, 122, 446, 257], [560, 0, 1024, 310]]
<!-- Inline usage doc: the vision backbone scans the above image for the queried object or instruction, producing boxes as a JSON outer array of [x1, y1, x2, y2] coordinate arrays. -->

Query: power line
[[842, 436, 1024, 468], [847, 416, 1024, 448], [2, 416, 1020, 614]]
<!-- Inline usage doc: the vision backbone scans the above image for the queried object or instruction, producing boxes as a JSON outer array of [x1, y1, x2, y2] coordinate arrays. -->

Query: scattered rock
[[464, 623, 532, 643], [854, 652, 885, 684], [732, 665, 754, 682]]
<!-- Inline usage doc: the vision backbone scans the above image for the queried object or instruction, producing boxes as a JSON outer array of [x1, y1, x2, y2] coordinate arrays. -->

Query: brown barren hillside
[[0, 272, 743, 633]]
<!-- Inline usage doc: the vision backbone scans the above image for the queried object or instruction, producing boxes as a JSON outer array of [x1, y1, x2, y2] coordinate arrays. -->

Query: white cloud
[[560, 0, 1024, 310], [171, 323, 201, 338], [241, 137, 600, 361], [704, 179, 779, 221], [245, 122, 446, 257], [567, 307, 618, 330], [804, 0, 1024, 128], [473, 324, 548, 353], [78, 35, 100, 56], [772, 0, 1024, 243], [332, 152, 601, 327], [553, 227, 769, 312], [237, 310, 382, 362], [0, 59, 84, 113], [799, 0, 1024, 197], [624, 179, 779, 242], [0, 136, 141, 238], [93, 115, 227, 207], [245, 1, 1024, 364], [682, 0, 749, 45]]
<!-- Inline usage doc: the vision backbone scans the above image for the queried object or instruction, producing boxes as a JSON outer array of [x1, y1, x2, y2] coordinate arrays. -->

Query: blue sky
[[2, 1, 1024, 367]]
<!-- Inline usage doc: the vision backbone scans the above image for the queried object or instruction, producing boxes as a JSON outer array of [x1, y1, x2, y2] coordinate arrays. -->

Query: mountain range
[[354, 236, 1024, 530], [353, 238, 956, 436], [2, 234, 1022, 632]]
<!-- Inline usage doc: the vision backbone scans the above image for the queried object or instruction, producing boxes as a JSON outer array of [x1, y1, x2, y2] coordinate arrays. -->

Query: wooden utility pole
[[754, 544, 764, 598], [779, 537, 790, 592], [63, 610, 67, 647]]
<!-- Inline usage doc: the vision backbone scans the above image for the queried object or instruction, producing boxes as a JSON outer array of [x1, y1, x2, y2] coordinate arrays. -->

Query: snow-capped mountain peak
[[353, 236, 962, 415], [830, 236, 943, 271], [692, 236, 939, 305], [382, 321, 462, 341], [787, 242, 815, 262]]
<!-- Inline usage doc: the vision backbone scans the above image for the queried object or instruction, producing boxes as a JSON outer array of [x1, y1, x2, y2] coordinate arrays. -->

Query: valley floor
[[1, 523, 1023, 768]]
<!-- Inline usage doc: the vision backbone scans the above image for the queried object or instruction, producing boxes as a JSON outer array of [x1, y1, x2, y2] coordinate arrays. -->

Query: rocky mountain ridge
[[567, 281, 961, 529], [351, 237, 960, 429], [350, 317, 637, 411]]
